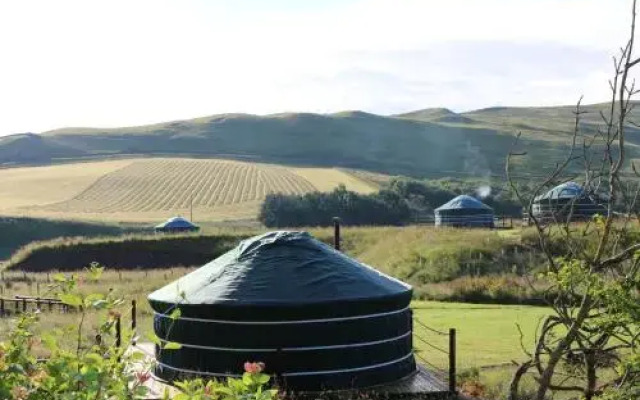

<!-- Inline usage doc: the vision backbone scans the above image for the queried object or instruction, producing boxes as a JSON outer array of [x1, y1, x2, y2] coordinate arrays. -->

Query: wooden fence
[[0, 295, 69, 316], [0, 296, 138, 349]]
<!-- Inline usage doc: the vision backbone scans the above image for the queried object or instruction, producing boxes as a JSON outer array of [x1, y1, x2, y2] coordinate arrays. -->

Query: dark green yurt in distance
[[531, 182, 608, 221], [148, 231, 415, 391], [434, 195, 494, 228]]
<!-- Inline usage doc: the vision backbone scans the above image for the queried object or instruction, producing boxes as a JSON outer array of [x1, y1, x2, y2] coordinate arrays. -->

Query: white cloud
[[0, 0, 636, 135]]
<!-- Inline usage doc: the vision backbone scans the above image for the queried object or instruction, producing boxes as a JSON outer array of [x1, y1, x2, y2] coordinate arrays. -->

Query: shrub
[[0, 265, 281, 400]]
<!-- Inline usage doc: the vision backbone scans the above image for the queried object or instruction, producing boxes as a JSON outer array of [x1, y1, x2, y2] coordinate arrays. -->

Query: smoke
[[476, 185, 492, 199]]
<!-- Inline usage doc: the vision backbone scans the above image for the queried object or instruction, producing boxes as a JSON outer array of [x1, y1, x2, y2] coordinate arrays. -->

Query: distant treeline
[[259, 178, 523, 227], [259, 186, 411, 227]]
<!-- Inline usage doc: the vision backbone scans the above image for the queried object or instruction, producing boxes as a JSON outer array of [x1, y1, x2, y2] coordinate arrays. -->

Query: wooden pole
[[449, 328, 457, 394], [333, 217, 341, 251], [131, 300, 137, 345], [115, 316, 122, 348]]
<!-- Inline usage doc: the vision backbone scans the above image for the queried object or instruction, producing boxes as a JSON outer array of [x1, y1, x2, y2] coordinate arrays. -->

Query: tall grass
[[3, 226, 547, 303]]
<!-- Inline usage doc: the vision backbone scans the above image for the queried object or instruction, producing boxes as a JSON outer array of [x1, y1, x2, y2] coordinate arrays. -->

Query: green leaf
[[53, 273, 67, 282], [84, 353, 103, 364], [163, 341, 182, 350], [41, 333, 59, 351], [87, 263, 104, 281], [168, 308, 182, 320], [214, 386, 234, 395], [59, 293, 82, 307], [256, 373, 270, 384], [147, 333, 161, 346], [130, 351, 146, 361]]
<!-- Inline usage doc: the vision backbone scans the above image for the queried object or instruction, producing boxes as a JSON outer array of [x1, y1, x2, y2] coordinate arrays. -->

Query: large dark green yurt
[[148, 231, 415, 391], [434, 195, 494, 228]]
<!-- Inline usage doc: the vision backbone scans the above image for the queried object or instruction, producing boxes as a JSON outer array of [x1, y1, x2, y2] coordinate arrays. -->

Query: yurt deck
[[132, 343, 452, 400]]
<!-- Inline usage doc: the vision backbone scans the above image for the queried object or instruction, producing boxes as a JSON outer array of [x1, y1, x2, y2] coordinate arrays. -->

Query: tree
[[506, 2, 640, 399]]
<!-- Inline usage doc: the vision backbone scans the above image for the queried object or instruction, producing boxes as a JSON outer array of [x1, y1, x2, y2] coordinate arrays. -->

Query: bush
[[259, 185, 411, 227], [0, 265, 281, 400], [415, 274, 553, 305]]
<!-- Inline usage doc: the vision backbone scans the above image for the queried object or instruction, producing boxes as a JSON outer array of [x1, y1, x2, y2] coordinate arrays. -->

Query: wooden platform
[[130, 343, 453, 400]]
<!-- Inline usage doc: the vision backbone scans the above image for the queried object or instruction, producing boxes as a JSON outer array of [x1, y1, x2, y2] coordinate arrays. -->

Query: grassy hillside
[[0, 157, 377, 222], [0, 216, 135, 260], [4, 226, 530, 288], [4, 103, 634, 178]]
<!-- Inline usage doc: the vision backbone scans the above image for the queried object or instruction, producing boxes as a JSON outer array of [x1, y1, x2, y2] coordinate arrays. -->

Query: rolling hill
[[0, 158, 377, 222], [2, 102, 639, 180]]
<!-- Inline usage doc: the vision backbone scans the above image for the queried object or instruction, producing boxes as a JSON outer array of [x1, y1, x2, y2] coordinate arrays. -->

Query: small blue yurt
[[434, 195, 494, 228], [154, 216, 200, 233]]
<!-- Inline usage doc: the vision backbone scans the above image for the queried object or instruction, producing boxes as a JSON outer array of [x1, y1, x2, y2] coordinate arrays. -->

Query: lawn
[[411, 301, 548, 370], [0, 269, 547, 372]]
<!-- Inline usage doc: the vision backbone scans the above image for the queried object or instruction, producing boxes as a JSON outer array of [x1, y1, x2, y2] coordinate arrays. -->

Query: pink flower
[[136, 370, 151, 384], [243, 361, 265, 374]]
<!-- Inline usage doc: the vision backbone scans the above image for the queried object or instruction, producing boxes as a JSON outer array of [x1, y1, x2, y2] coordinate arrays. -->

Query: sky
[[0, 0, 637, 136]]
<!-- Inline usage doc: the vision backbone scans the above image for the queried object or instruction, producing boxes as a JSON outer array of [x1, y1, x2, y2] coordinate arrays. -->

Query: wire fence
[[412, 214, 516, 229], [0, 294, 138, 351], [411, 309, 456, 394]]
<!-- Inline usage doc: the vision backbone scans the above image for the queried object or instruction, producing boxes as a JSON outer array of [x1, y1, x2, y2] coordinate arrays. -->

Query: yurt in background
[[531, 182, 607, 221], [154, 216, 199, 233], [148, 231, 415, 391], [434, 195, 494, 228]]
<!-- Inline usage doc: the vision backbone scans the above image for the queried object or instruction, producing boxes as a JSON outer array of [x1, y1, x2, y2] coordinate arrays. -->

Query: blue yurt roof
[[435, 195, 493, 212], [155, 216, 198, 229], [535, 182, 584, 201]]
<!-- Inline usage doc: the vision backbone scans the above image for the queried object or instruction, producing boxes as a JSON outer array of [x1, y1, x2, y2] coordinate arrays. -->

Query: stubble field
[[0, 158, 378, 222]]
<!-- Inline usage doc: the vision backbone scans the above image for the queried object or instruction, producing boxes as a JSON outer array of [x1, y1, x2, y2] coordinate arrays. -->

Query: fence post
[[131, 300, 137, 345], [0, 298, 4, 316], [15, 300, 19, 314], [449, 328, 457, 394], [115, 316, 122, 348], [333, 217, 341, 251], [22, 298, 27, 313]]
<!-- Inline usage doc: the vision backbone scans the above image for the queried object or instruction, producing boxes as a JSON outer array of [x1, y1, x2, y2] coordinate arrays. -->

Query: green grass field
[[0, 268, 546, 372]]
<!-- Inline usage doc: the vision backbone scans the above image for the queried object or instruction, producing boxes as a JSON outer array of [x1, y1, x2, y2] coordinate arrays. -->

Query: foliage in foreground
[[0, 265, 279, 400], [504, 1, 640, 397]]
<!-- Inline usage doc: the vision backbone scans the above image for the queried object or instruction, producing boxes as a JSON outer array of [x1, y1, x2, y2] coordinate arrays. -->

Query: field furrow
[[5, 157, 378, 222]]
